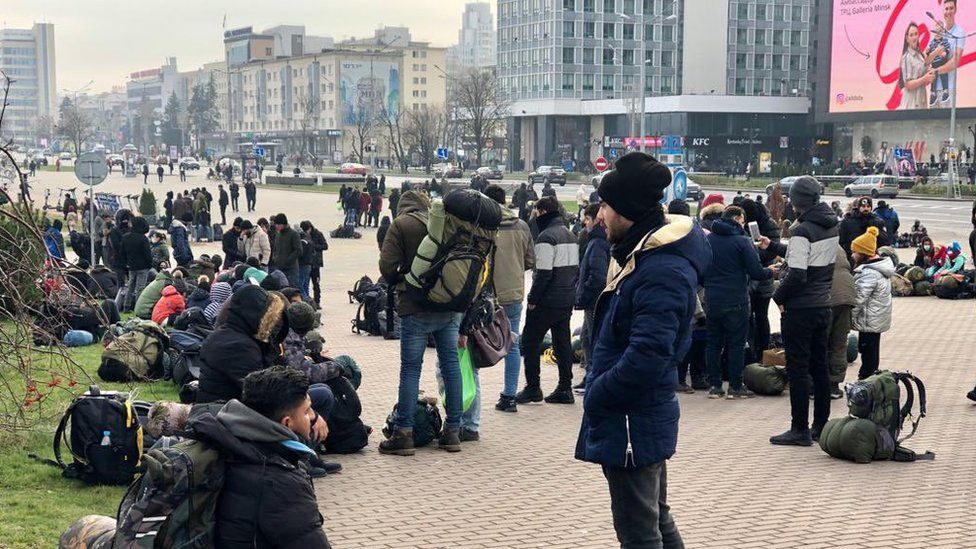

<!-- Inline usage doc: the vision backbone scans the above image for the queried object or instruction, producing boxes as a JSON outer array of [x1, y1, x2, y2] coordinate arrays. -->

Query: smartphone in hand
[[748, 221, 761, 241]]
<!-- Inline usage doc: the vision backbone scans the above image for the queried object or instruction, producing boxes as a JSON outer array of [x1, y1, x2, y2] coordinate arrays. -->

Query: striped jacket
[[772, 202, 840, 309], [528, 213, 580, 309]]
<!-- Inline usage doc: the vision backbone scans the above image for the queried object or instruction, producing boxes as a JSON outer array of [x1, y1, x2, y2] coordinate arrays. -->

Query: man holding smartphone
[[702, 205, 779, 399]]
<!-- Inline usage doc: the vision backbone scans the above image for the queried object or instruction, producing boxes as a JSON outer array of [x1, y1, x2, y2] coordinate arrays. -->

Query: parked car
[[179, 157, 201, 170], [765, 176, 826, 196], [476, 166, 503, 180], [339, 162, 370, 175], [529, 165, 567, 186], [845, 174, 899, 198], [107, 154, 125, 167], [685, 179, 702, 202], [58, 152, 73, 161], [31, 153, 48, 166]]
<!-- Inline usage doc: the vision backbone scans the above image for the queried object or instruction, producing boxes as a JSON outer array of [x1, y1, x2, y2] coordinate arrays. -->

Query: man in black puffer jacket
[[517, 196, 580, 405], [740, 198, 781, 363], [189, 367, 331, 548], [838, 196, 888, 263], [196, 285, 289, 407]]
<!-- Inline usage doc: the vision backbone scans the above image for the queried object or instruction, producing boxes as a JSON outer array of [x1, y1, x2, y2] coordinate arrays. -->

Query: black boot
[[515, 386, 543, 404], [438, 428, 462, 452], [494, 393, 518, 412], [968, 387, 976, 403], [769, 428, 813, 447], [544, 386, 575, 404]]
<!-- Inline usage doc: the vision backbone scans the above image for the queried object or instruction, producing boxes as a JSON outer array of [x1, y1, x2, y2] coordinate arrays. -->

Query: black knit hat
[[286, 302, 316, 335], [597, 152, 672, 221]]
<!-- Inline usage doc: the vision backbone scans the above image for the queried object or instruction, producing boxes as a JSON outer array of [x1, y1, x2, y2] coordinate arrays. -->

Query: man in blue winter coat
[[703, 205, 779, 399], [576, 152, 711, 549], [574, 202, 611, 391]]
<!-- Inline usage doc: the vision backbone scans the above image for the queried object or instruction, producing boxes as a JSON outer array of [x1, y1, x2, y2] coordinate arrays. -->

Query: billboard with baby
[[830, 0, 976, 112]]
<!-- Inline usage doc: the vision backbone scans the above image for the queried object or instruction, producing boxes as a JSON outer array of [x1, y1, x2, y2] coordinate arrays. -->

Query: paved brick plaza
[[26, 172, 976, 547]]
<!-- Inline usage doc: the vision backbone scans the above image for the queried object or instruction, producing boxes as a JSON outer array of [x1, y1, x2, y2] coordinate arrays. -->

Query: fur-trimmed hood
[[216, 284, 289, 344], [699, 202, 726, 220]]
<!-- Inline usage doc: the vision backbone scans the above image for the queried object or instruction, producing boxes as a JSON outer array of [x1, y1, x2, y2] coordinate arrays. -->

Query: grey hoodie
[[216, 399, 300, 445]]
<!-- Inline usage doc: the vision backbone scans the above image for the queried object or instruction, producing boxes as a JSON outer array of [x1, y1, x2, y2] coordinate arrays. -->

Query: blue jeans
[[344, 209, 357, 225], [298, 265, 312, 299], [397, 312, 464, 431], [308, 383, 335, 420], [501, 302, 524, 397], [705, 303, 749, 391]]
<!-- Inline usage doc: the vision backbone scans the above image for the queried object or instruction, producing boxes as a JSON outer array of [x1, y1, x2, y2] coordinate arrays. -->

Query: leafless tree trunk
[[60, 102, 93, 158], [378, 106, 408, 173], [451, 68, 509, 166], [403, 105, 447, 173], [350, 105, 370, 164], [297, 91, 319, 166]]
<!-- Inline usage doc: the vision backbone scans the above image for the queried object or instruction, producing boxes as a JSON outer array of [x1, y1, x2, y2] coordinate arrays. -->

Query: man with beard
[[839, 197, 887, 263]]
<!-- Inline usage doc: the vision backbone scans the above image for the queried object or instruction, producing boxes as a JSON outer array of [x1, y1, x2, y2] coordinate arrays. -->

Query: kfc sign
[[690, 138, 710, 147]]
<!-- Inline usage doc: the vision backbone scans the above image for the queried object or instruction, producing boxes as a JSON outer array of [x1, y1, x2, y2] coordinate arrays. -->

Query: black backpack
[[35, 386, 144, 485], [348, 275, 374, 303], [169, 330, 206, 402], [382, 397, 443, 448], [323, 376, 370, 454], [351, 281, 394, 337]]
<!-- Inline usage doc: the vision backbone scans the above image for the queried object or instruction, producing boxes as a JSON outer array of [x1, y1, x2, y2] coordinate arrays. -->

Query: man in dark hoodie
[[118, 216, 153, 312], [839, 196, 888, 262], [516, 196, 580, 405], [270, 213, 302, 287], [222, 217, 245, 269], [576, 152, 709, 549], [196, 285, 289, 406], [299, 221, 329, 306], [107, 209, 132, 293], [377, 190, 467, 456], [703, 205, 778, 399], [218, 184, 230, 226], [769, 176, 839, 446], [189, 367, 332, 548]]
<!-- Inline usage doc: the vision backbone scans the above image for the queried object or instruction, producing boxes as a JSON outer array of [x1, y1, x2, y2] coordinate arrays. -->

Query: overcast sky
[[5, 0, 487, 93]]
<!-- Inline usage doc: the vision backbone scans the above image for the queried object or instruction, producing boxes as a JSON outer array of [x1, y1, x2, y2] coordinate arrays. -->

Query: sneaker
[[544, 387, 575, 404], [968, 389, 976, 403], [727, 387, 755, 400], [438, 429, 462, 452], [707, 387, 725, 399], [305, 465, 329, 478], [459, 428, 480, 442], [677, 382, 695, 394], [830, 384, 844, 400], [378, 429, 416, 456], [941, 90, 950, 104], [769, 428, 813, 447], [515, 386, 544, 404], [929, 91, 939, 107], [572, 380, 586, 391], [494, 394, 518, 413], [573, 384, 587, 395]]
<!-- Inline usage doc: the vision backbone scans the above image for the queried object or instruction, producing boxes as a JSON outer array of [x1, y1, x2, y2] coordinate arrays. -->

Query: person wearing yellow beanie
[[851, 224, 895, 380], [851, 226, 879, 258]]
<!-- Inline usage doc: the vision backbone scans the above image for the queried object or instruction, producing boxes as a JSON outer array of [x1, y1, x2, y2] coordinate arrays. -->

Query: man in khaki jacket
[[828, 246, 856, 398]]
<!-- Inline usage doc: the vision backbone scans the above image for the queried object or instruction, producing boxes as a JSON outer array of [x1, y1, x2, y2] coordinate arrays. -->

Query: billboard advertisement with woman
[[830, 0, 976, 112]]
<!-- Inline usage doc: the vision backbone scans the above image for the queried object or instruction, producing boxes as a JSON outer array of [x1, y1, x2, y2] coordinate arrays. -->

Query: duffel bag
[[890, 274, 913, 297], [818, 416, 894, 464], [904, 266, 926, 283], [913, 280, 933, 296], [742, 363, 788, 396]]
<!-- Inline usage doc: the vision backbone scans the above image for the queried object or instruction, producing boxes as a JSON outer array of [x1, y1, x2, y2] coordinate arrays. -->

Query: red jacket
[[152, 285, 186, 324], [359, 193, 371, 211]]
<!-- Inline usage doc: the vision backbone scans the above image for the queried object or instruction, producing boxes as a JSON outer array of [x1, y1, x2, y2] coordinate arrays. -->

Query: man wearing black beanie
[[575, 152, 710, 548]]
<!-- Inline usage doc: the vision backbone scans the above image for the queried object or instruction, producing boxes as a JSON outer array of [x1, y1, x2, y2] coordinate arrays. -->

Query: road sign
[[608, 148, 618, 159], [253, 147, 266, 157], [436, 147, 449, 160], [74, 152, 108, 187], [594, 156, 610, 171]]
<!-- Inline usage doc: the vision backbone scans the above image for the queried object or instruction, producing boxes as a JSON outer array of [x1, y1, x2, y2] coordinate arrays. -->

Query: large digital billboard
[[830, 0, 976, 113], [339, 61, 400, 125]]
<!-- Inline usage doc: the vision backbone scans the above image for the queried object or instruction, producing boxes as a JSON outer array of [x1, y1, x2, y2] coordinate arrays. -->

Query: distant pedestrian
[[244, 180, 257, 212], [168, 159, 174, 174], [179, 163, 187, 182], [229, 181, 240, 212], [29, 159, 36, 177], [156, 164, 164, 183], [218, 185, 229, 226], [142, 163, 150, 185]]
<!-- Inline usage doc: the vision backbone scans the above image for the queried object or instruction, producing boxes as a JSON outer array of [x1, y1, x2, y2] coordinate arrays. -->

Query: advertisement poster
[[759, 152, 773, 173], [888, 146, 918, 175], [830, 0, 976, 113], [339, 61, 400, 125]]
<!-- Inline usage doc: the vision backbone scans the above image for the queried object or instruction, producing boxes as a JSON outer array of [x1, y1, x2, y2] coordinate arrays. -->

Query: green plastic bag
[[439, 346, 478, 412]]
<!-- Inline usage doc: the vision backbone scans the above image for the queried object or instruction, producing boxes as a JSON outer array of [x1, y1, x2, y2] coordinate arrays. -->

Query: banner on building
[[339, 60, 400, 125]]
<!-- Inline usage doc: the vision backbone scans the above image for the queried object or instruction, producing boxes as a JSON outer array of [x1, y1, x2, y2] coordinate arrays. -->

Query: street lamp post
[[623, 5, 676, 153]]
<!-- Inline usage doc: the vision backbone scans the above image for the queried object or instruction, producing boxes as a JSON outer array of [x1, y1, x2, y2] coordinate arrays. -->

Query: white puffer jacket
[[852, 257, 895, 333]]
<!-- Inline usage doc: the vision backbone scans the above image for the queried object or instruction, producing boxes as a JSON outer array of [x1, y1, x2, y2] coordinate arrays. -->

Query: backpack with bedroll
[[405, 189, 501, 313], [742, 363, 788, 395], [113, 437, 225, 548], [33, 385, 145, 486], [818, 370, 932, 463]]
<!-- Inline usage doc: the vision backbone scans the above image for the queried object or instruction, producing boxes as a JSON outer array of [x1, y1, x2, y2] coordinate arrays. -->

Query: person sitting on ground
[[134, 269, 175, 320], [187, 367, 333, 547], [152, 284, 186, 326], [195, 285, 289, 408], [698, 193, 725, 231], [376, 216, 391, 250], [186, 277, 212, 310], [188, 254, 218, 283], [914, 236, 936, 269], [86, 262, 119, 300], [150, 231, 171, 272], [930, 241, 967, 281], [34, 285, 120, 345], [204, 281, 232, 325], [63, 259, 94, 296]]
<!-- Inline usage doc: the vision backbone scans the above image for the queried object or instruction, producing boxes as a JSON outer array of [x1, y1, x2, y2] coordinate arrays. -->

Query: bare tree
[[33, 114, 55, 143], [403, 105, 448, 173], [378, 105, 409, 173], [451, 68, 509, 166], [349, 105, 370, 164], [59, 98, 94, 157]]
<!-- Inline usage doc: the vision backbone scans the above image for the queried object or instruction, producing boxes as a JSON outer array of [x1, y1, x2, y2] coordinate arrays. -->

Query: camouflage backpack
[[819, 371, 932, 463], [114, 438, 225, 548], [98, 320, 169, 382]]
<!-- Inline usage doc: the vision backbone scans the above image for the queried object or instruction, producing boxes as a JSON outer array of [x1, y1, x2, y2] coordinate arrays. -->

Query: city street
[[15, 169, 976, 548]]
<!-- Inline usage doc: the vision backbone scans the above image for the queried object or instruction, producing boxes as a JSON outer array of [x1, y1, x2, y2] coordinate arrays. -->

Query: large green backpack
[[98, 320, 169, 382], [114, 438, 225, 548], [405, 189, 501, 313], [742, 363, 788, 396], [819, 371, 932, 463]]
